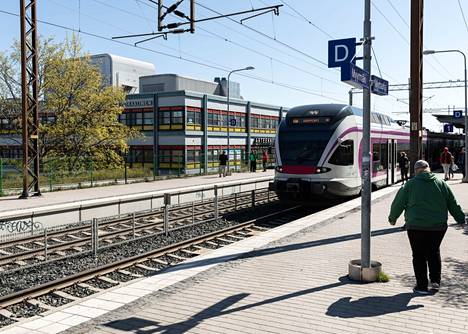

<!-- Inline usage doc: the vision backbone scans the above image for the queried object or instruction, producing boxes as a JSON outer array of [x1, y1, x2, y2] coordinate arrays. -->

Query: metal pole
[[92, 218, 98, 257], [44, 228, 48, 261], [251, 189, 256, 208], [132, 212, 136, 238], [227, 73, 231, 174], [361, 0, 372, 269], [349, 89, 353, 106], [164, 193, 170, 235], [464, 54, 468, 182], [409, 0, 424, 176], [0, 157, 3, 196], [214, 185, 219, 220]]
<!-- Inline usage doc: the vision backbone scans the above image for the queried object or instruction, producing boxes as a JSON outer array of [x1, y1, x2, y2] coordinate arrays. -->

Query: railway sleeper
[[78, 283, 101, 293], [135, 263, 158, 271], [96, 276, 119, 285], [0, 249, 12, 256], [166, 253, 187, 261], [26, 299, 53, 311], [53, 290, 78, 301], [149, 258, 169, 266], [215, 238, 234, 244], [15, 245, 32, 251], [226, 234, 244, 240], [118, 269, 142, 278], [179, 249, 199, 256]]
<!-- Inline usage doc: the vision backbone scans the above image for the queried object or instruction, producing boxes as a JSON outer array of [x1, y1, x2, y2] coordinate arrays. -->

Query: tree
[[0, 35, 139, 170]]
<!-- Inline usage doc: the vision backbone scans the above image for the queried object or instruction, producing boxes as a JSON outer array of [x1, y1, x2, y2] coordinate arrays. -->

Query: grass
[[377, 271, 390, 283]]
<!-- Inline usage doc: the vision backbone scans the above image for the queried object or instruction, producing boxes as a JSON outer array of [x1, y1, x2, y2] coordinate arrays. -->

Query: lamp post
[[226, 66, 254, 174], [423, 49, 468, 182]]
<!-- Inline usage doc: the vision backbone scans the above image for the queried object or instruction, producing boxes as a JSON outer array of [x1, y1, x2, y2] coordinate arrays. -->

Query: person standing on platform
[[398, 152, 409, 184], [457, 147, 465, 179], [249, 151, 257, 172], [440, 147, 453, 180], [218, 151, 228, 177], [388, 160, 466, 294], [262, 150, 269, 172]]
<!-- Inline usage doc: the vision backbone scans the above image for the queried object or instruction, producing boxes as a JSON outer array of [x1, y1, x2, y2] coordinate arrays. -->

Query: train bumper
[[270, 179, 359, 198]]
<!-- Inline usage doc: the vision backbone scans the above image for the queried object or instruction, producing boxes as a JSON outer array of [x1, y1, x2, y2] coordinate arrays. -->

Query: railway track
[[0, 188, 275, 271], [0, 204, 311, 327]]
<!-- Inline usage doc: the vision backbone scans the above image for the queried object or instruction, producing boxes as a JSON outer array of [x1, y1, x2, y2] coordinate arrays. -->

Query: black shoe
[[413, 286, 430, 295], [430, 282, 440, 291]]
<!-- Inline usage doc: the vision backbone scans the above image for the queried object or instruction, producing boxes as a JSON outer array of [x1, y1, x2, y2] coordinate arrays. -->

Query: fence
[[0, 176, 273, 241]]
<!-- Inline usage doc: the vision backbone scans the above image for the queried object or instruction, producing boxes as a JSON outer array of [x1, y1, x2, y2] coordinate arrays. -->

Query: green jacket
[[388, 172, 465, 230]]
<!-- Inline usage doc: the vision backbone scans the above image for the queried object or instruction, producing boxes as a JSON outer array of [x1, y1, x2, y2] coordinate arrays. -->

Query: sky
[[1, 0, 468, 131]]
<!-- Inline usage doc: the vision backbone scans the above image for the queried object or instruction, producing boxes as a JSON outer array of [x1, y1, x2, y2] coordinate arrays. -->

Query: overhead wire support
[[113, 2, 283, 41], [19, 0, 41, 198]]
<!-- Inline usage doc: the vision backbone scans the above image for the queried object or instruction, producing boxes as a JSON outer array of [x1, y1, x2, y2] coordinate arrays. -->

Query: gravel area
[[141, 259, 169, 270], [6, 301, 47, 318], [38, 294, 73, 307], [0, 314, 16, 327], [125, 266, 155, 276], [105, 271, 134, 282], [85, 277, 119, 289], [62, 284, 96, 298], [0, 203, 286, 298]]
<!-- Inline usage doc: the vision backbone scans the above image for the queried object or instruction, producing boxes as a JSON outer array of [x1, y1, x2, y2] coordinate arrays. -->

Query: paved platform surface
[[3, 175, 467, 334], [0, 171, 273, 213]]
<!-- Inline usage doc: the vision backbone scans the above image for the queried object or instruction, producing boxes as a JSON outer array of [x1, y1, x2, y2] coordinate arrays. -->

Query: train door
[[391, 140, 397, 184]]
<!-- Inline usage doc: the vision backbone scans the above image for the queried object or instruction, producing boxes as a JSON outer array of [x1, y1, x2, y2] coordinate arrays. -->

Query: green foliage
[[377, 271, 390, 283], [0, 34, 140, 170]]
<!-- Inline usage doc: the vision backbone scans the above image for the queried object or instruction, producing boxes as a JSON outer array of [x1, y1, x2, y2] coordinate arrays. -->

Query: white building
[[90, 54, 156, 93]]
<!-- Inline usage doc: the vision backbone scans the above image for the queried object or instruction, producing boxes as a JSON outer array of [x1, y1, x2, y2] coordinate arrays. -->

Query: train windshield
[[279, 130, 332, 166]]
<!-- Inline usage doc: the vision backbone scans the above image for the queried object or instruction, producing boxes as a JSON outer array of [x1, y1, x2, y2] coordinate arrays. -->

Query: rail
[[0, 176, 273, 241]]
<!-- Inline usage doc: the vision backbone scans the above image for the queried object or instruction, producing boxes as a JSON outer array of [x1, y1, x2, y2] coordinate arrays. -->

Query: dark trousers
[[250, 161, 256, 172], [407, 229, 446, 289], [401, 168, 408, 182]]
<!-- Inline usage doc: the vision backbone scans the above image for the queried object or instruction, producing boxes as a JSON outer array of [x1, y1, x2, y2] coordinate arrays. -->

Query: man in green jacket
[[388, 160, 466, 294]]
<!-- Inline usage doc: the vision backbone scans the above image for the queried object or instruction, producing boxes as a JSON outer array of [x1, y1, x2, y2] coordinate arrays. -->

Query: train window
[[329, 140, 354, 166]]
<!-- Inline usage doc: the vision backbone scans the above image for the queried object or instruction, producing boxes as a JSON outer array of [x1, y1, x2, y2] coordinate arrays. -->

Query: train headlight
[[275, 166, 283, 173], [316, 167, 331, 173]]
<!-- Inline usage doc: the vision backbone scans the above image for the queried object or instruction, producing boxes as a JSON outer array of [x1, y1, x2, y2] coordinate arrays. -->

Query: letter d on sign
[[335, 45, 349, 63]]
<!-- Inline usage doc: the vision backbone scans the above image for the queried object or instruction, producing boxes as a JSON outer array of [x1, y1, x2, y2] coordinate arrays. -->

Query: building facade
[[122, 90, 285, 175]]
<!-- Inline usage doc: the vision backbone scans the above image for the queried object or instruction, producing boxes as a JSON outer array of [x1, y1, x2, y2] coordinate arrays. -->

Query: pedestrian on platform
[[398, 152, 409, 184], [388, 160, 466, 294], [440, 147, 453, 180], [457, 147, 465, 179], [218, 151, 228, 177], [262, 150, 269, 172], [249, 151, 257, 172]]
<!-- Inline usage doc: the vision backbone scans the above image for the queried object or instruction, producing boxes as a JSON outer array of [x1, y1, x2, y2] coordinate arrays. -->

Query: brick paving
[[55, 175, 468, 334], [6, 176, 468, 334]]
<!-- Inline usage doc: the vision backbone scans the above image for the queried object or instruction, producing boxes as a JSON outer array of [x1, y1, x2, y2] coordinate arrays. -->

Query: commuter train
[[269, 104, 420, 201]]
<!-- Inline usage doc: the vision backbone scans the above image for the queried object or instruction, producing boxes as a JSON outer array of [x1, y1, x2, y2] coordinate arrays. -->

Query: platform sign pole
[[361, 0, 372, 269]]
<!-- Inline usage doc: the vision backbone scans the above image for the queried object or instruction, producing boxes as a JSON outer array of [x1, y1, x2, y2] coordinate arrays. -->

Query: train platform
[[3, 175, 468, 334], [0, 171, 274, 214]]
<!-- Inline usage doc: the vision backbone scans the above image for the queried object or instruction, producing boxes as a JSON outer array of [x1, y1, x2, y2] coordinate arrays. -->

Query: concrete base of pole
[[462, 178, 468, 183], [348, 259, 382, 282]]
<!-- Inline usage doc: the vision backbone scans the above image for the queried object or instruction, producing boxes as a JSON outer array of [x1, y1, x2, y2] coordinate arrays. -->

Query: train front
[[270, 104, 359, 201]]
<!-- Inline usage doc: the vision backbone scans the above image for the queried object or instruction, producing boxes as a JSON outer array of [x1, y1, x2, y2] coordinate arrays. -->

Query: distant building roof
[[432, 114, 466, 129]]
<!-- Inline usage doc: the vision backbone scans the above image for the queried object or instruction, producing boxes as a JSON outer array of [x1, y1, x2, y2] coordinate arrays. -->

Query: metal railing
[[0, 176, 273, 240]]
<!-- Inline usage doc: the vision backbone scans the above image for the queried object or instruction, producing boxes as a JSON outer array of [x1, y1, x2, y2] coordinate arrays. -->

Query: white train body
[[270, 104, 413, 200]]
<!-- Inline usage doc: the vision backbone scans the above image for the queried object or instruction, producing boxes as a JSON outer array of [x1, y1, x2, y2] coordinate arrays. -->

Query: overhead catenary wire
[[371, 0, 452, 80], [0, 8, 346, 103]]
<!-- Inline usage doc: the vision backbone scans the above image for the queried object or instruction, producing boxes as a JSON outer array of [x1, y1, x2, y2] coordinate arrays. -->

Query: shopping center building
[[123, 74, 286, 175]]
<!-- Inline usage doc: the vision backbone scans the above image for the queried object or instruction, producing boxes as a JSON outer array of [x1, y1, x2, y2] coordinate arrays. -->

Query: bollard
[[251, 190, 256, 208], [132, 212, 136, 239], [192, 201, 195, 224], [214, 185, 219, 221], [92, 218, 98, 257], [31, 215, 34, 236], [235, 193, 238, 211], [44, 229, 48, 261], [164, 193, 171, 236]]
